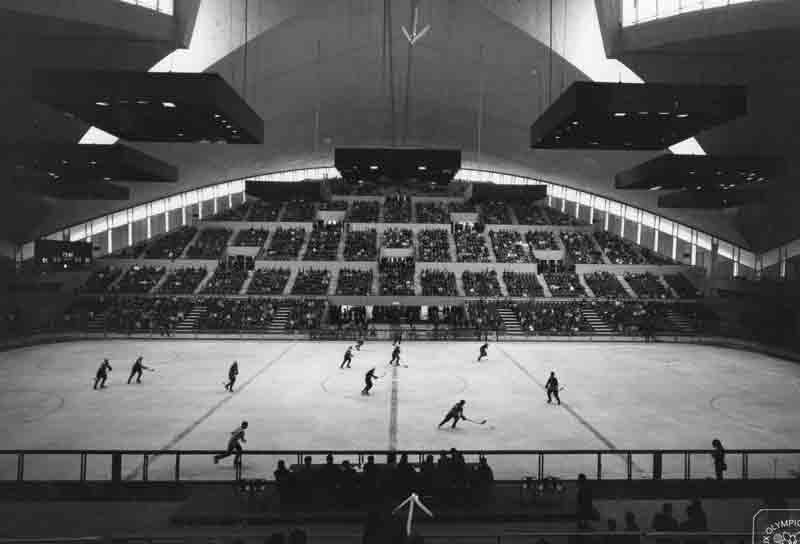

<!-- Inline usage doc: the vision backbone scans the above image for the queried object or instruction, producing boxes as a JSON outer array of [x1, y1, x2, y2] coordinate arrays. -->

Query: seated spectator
[[248, 268, 291, 295], [233, 228, 268, 247], [640, 246, 675, 265], [417, 229, 451, 262], [514, 302, 590, 334], [544, 272, 586, 297], [420, 269, 457, 296], [584, 271, 628, 298], [372, 305, 421, 323], [415, 202, 449, 223], [112, 265, 166, 294], [343, 229, 377, 261], [462, 270, 502, 297], [198, 297, 278, 331], [504, 272, 544, 297], [379, 257, 415, 295], [591, 300, 662, 335], [347, 201, 380, 222], [292, 269, 331, 295], [157, 266, 207, 294], [248, 200, 282, 221], [201, 262, 248, 294], [103, 296, 193, 334], [515, 203, 550, 225], [329, 305, 367, 329], [449, 201, 476, 213], [560, 232, 603, 264], [490, 230, 532, 263], [336, 269, 373, 295], [455, 224, 491, 262], [318, 200, 348, 211], [624, 272, 671, 299], [594, 231, 645, 265], [303, 222, 342, 261], [82, 266, 121, 293], [144, 226, 197, 259], [480, 201, 511, 224], [261, 228, 306, 260], [285, 299, 326, 330], [185, 228, 232, 259], [383, 194, 412, 222], [383, 228, 413, 249], [111, 241, 147, 259], [281, 200, 317, 221], [526, 230, 560, 251], [466, 301, 504, 335], [664, 274, 702, 298]]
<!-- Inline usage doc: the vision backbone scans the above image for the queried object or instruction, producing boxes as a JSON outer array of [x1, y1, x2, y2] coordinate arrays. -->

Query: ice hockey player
[[340, 346, 354, 369], [213, 421, 248, 465], [477, 342, 489, 362], [225, 361, 239, 392], [437, 400, 466, 429], [127, 356, 151, 384], [388, 345, 401, 366], [93, 359, 112, 390], [546, 371, 561, 405], [361, 367, 379, 395]]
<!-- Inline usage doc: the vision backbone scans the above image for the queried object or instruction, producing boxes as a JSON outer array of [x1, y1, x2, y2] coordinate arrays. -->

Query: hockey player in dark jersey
[[361, 368, 379, 395], [545, 371, 561, 405], [389, 345, 401, 366], [225, 361, 239, 392], [438, 400, 466, 429], [93, 359, 112, 389], [127, 356, 151, 384], [477, 342, 489, 362], [340, 346, 354, 369], [213, 421, 248, 465]]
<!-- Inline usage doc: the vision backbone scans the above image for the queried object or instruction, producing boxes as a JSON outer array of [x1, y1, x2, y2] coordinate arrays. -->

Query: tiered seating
[[343, 229, 377, 261], [233, 228, 268, 247], [462, 270, 502, 297], [420, 270, 457, 296], [543, 272, 585, 297], [454, 225, 491, 262], [144, 226, 197, 259], [514, 203, 549, 225], [503, 272, 544, 297], [384, 194, 412, 222], [249, 200, 282, 221], [247, 268, 291, 295], [526, 231, 559, 251], [383, 228, 413, 249], [584, 271, 628, 298], [664, 273, 702, 298], [591, 301, 661, 334], [82, 266, 121, 293], [286, 299, 326, 330], [201, 263, 248, 294], [347, 201, 380, 222], [185, 228, 231, 259], [282, 201, 316, 221], [291, 269, 331, 295], [212, 201, 249, 220], [372, 305, 421, 323], [625, 272, 671, 299], [490, 231, 531, 263], [415, 202, 449, 223], [480, 201, 510, 224], [330, 305, 367, 328], [560, 232, 602, 264], [640, 246, 675, 265], [466, 301, 504, 331], [514, 302, 591, 334], [261, 227, 305, 260], [336, 269, 373, 295], [103, 296, 193, 333], [417, 230, 450, 262], [303, 223, 342, 261], [111, 242, 147, 259], [378, 257, 415, 295], [157, 267, 207, 294], [594, 231, 644, 265], [449, 202, 476, 213], [546, 206, 585, 226], [112, 265, 165, 293], [198, 298, 278, 331], [318, 201, 348, 211]]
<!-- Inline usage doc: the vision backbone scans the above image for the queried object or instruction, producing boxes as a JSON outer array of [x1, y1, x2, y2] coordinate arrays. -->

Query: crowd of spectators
[[560, 232, 603, 264], [233, 228, 269, 247], [415, 202, 449, 223], [318, 200, 348, 211], [590, 300, 660, 335], [526, 230, 560, 251], [546, 206, 585, 226], [303, 223, 342, 261], [584, 271, 628, 298], [625, 272, 671, 299], [480, 201, 511, 224], [544, 272, 586, 297], [383, 194, 412, 222], [198, 297, 277, 331], [103, 296, 193, 334], [449, 201, 476, 213], [143, 226, 197, 259], [428, 305, 470, 329], [157, 266, 207, 294], [112, 265, 165, 294], [372, 305, 420, 323], [503, 272, 544, 297], [514, 203, 549, 225], [336, 269, 374, 295], [249, 200, 282, 221], [343, 229, 377, 261], [347, 201, 380, 222], [247, 268, 291, 295], [514, 302, 591, 334], [82, 266, 121, 293], [417, 229, 451, 262], [462, 270, 502, 297], [329, 305, 367, 329], [112, 241, 147, 259], [286, 299, 326, 330], [282, 201, 317, 221], [378, 257, 415, 295], [594, 231, 645, 265], [201, 262, 248, 294], [383, 228, 413, 249], [490, 230, 532, 263], [640, 246, 675, 265], [466, 301, 503, 332], [212, 201, 249, 220], [454, 225, 491, 262], [291, 269, 331, 295], [185, 228, 231, 259], [420, 269, 457, 296], [261, 228, 306, 260], [665, 273, 702, 298]]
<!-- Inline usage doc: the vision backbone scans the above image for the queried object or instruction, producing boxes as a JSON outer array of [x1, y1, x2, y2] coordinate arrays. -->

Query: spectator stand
[[343, 227, 378, 261], [416, 229, 452, 263], [259, 227, 308, 261], [184, 228, 233, 260], [247, 268, 292, 295]]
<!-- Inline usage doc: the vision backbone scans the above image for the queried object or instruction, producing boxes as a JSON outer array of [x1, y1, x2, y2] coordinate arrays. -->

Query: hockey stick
[[463, 417, 488, 425]]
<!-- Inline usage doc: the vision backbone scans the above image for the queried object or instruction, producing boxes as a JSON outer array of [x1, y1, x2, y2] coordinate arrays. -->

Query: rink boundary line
[[388, 363, 399, 450], [123, 343, 297, 481]]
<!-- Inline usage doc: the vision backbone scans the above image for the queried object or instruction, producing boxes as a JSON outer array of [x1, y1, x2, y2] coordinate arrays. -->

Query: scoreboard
[[34, 240, 93, 270]]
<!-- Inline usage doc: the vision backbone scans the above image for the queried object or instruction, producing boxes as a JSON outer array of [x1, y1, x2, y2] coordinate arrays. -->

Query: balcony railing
[[117, 0, 173, 16], [623, 0, 766, 27]]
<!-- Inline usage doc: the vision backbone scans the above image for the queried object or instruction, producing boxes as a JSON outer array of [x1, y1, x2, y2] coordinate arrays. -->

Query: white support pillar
[[636, 221, 642, 245], [691, 231, 697, 266], [146, 215, 152, 240], [165, 208, 170, 232], [671, 225, 678, 260], [620, 207, 626, 238], [127, 210, 133, 246], [589, 199, 595, 226], [604, 210, 610, 231], [107, 228, 113, 254]]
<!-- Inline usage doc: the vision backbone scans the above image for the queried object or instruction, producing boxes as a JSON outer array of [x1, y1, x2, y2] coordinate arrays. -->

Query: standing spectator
[[623, 511, 641, 544], [651, 503, 679, 544], [576, 473, 593, 521], [274, 459, 293, 506], [711, 439, 726, 480], [603, 519, 618, 544]]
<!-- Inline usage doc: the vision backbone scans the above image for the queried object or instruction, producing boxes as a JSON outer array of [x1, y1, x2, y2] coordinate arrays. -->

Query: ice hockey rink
[[0, 339, 798, 482]]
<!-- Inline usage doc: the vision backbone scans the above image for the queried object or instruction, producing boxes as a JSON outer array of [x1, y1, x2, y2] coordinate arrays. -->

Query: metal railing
[[623, 0, 768, 27], [1, 449, 799, 482]]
